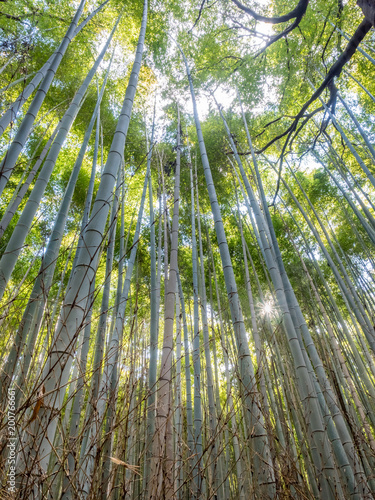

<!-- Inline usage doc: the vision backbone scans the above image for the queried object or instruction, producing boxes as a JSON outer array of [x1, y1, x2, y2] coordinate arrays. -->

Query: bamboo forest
[[1, 0, 375, 498]]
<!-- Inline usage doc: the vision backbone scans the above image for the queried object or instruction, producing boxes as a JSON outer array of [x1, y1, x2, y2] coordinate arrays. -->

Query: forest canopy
[[0, 0, 375, 498]]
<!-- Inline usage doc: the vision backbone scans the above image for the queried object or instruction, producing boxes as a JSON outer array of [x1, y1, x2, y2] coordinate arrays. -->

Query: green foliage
[[1, 1, 375, 494]]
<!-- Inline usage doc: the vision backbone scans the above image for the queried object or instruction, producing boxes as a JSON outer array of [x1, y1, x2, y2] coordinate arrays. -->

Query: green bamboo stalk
[[180, 45, 276, 496], [17, 3, 148, 491]]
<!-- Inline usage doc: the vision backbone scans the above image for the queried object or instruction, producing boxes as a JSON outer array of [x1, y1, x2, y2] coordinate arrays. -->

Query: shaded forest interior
[[1, 0, 375, 498]]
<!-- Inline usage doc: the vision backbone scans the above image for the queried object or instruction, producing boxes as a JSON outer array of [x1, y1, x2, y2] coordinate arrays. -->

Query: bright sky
[[148, 67, 237, 142]]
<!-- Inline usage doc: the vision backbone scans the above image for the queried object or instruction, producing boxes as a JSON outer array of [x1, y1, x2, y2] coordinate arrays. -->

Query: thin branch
[[255, 17, 372, 204], [189, 0, 207, 33], [230, 0, 309, 24]]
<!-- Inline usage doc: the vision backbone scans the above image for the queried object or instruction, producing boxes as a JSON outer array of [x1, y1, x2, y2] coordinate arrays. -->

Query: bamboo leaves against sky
[[0, 0, 375, 498]]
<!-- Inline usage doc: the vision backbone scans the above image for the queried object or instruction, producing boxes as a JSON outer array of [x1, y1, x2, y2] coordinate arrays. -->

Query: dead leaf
[[25, 385, 45, 427], [109, 457, 141, 475]]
